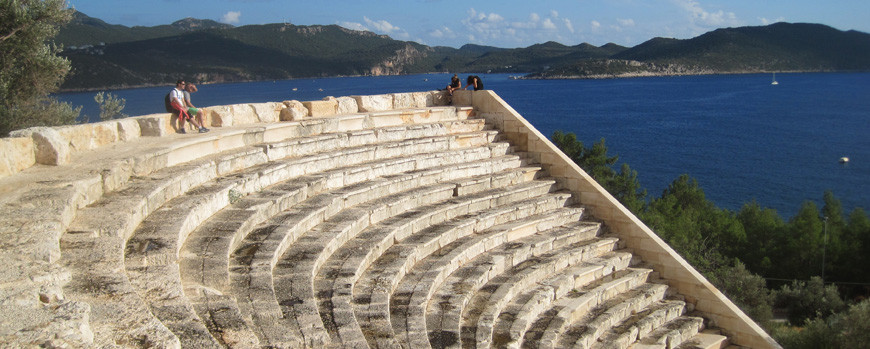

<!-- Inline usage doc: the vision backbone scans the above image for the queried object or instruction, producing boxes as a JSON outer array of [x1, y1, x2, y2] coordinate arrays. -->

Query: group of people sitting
[[169, 79, 209, 134], [445, 74, 484, 103]]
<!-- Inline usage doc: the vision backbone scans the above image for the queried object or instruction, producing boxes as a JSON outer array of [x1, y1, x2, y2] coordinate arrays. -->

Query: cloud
[[591, 21, 601, 30], [364, 17, 400, 33], [221, 11, 241, 24], [542, 18, 557, 30], [338, 21, 367, 31], [673, 0, 739, 27], [564, 19, 575, 34]]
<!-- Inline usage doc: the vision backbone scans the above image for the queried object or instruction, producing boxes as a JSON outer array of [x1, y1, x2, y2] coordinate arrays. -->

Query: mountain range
[[56, 12, 870, 90]]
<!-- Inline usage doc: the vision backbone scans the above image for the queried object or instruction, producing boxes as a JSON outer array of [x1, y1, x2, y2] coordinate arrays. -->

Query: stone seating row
[[55, 108, 477, 347], [127, 134, 507, 346], [51, 104, 728, 349], [206, 157, 534, 347]]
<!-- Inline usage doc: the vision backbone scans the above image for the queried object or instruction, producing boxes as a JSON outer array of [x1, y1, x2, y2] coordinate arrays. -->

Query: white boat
[[839, 157, 850, 164], [771, 72, 779, 85]]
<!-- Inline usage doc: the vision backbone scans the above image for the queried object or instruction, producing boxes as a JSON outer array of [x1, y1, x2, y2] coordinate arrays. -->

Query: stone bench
[[493, 265, 645, 348], [423, 219, 603, 348], [594, 299, 688, 348], [542, 282, 669, 348], [272, 179, 558, 347], [391, 211, 608, 348], [471, 251, 634, 348], [121, 133, 500, 346], [200, 162, 529, 347], [55, 110, 481, 347]]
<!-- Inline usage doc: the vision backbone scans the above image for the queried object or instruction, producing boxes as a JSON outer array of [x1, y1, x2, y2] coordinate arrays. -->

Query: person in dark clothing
[[446, 74, 462, 95], [465, 75, 484, 90]]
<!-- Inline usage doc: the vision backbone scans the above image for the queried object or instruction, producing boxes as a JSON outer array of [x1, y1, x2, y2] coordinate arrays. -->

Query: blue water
[[56, 73, 870, 218]]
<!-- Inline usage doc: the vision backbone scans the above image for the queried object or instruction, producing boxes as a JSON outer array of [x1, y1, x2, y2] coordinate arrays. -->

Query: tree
[[94, 91, 127, 121], [0, 0, 79, 135], [551, 131, 646, 213], [775, 276, 846, 325]]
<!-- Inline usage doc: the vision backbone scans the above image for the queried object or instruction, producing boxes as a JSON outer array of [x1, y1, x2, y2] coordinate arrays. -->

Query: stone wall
[[0, 92, 446, 179]]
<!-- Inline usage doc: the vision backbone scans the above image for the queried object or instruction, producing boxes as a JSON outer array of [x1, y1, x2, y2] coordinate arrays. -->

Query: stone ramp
[[0, 90, 776, 348]]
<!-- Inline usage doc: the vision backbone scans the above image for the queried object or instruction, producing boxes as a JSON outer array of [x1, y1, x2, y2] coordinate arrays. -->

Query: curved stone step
[[492, 267, 651, 349], [468, 251, 634, 349], [117, 126, 495, 345], [633, 316, 705, 349], [589, 300, 687, 349], [315, 172, 554, 346], [342, 195, 577, 348], [58, 118, 471, 346], [273, 179, 558, 347], [425, 219, 602, 343], [538, 282, 669, 348], [225, 159, 530, 347], [424, 219, 603, 349], [354, 194, 576, 349], [390, 218, 617, 348]]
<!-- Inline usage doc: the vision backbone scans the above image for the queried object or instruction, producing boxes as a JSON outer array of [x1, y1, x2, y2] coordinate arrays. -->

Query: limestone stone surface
[[281, 100, 309, 121], [136, 113, 172, 136], [304, 99, 338, 117], [353, 94, 393, 112], [0, 136, 34, 177], [115, 118, 141, 142], [12, 127, 71, 166], [250, 102, 284, 123]]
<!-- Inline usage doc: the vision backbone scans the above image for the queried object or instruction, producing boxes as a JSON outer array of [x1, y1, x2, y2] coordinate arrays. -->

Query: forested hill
[[56, 12, 870, 90], [531, 23, 870, 78]]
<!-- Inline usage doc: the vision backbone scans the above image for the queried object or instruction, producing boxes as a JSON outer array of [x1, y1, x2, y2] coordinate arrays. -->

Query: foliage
[[551, 131, 647, 213], [0, 0, 78, 135], [706, 260, 774, 324], [641, 174, 747, 271], [775, 277, 846, 325], [93, 91, 127, 121], [771, 299, 870, 349]]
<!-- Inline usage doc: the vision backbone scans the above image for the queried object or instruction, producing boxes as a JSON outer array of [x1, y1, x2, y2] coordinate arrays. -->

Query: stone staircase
[[0, 90, 778, 348]]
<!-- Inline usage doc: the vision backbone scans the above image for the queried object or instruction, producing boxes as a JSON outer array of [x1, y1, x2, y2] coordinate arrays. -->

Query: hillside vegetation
[[56, 12, 870, 90]]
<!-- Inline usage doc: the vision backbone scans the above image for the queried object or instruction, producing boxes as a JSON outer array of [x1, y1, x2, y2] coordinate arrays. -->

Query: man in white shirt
[[170, 79, 208, 133]]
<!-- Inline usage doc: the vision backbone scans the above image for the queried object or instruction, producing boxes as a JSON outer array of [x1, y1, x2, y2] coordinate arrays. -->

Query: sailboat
[[771, 72, 779, 85]]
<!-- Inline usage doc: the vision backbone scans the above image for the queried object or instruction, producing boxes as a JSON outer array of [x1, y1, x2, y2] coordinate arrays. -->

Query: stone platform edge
[[0, 91, 450, 178], [459, 89, 780, 349]]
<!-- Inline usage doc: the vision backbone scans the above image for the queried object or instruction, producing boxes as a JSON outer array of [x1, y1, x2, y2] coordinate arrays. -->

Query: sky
[[67, 0, 870, 48]]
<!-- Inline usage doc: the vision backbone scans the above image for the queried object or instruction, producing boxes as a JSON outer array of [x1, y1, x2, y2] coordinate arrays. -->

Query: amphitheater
[[0, 89, 779, 348]]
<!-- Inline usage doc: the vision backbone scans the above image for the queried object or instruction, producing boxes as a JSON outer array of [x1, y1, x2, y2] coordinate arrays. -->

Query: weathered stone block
[[10, 127, 71, 166], [392, 93, 415, 109], [303, 100, 337, 117], [231, 104, 260, 125], [281, 100, 308, 121], [208, 105, 234, 127], [115, 118, 141, 141], [335, 96, 358, 115], [251, 102, 284, 123], [353, 94, 392, 112], [0, 136, 35, 177], [135, 113, 172, 136]]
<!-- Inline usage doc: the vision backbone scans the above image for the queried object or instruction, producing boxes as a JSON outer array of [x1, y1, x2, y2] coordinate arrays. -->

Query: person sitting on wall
[[170, 79, 208, 134], [465, 75, 484, 91], [183, 83, 208, 133], [445, 74, 462, 103]]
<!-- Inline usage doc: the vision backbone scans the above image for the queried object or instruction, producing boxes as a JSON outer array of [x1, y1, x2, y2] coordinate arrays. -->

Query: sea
[[55, 72, 870, 219]]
